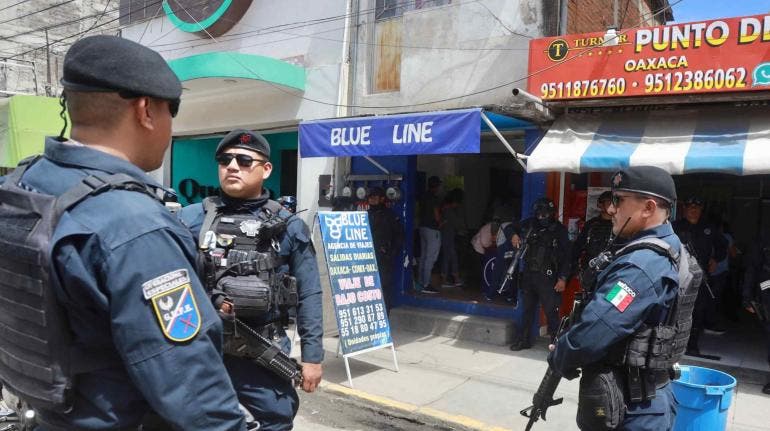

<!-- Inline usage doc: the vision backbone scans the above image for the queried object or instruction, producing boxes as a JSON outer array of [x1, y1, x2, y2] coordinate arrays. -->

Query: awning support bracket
[[480, 111, 527, 170], [364, 156, 390, 175]]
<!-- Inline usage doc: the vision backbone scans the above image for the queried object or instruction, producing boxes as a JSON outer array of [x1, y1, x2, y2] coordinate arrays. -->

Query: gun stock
[[498, 228, 533, 294]]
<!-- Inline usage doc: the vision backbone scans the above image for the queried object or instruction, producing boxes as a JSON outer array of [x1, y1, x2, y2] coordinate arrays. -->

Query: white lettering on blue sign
[[330, 126, 371, 146], [392, 121, 433, 144]]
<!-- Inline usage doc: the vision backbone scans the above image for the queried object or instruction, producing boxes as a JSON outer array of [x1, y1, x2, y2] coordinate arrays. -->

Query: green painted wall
[[171, 131, 298, 206], [1, 95, 68, 167]]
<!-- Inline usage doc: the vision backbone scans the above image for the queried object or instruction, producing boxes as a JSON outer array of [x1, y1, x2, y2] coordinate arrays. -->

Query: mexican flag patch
[[605, 281, 636, 312]]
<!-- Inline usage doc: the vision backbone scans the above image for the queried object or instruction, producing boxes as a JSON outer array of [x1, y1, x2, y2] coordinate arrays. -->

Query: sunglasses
[[118, 92, 180, 118], [215, 153, 268, 168], [611, 193, 638, 207]]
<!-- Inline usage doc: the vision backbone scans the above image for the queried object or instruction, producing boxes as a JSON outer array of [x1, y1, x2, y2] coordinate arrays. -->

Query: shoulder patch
[[605, 280, 636, 312], [143, 270, 201, 342]]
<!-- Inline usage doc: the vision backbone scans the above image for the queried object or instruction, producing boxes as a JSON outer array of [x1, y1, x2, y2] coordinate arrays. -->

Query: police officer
[[572, 190, 614, 289], [180, 130, 324, 430], [673, 196, 728, 357], [742, 233, 770, 395], [0, 36, 245, 430], [549, 166, 682, 430], [368, 187, 404, 314], [509, 198, 570, 351]]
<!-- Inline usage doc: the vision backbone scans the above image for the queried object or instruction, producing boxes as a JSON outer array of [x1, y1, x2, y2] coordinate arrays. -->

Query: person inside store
[[508, 198, 570, 351], [0, 35, 247, 430], [368, 186, 404, 314], [473, 208, 512, 301], [180, 130, 324, 430], [571, 190, 614, 288], [673, 196, 728, 358], [549, 166, 685, 430], [440, 188, 466, 288], [416, 175, 443, 294], [741, 233, 770, 395]]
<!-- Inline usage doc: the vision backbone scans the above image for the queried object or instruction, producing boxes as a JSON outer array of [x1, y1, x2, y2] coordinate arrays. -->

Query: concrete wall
[[349, 0, 551, 116], [0, 0, 116, 96]]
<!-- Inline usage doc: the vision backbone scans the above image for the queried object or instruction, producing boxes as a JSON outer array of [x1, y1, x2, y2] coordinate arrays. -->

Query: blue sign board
[[317, 211, 392, 355], [299, 108, 482, 158]]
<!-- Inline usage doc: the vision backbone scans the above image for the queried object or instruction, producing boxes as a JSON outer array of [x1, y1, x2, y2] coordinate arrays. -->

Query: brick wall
[[567, 0, 665, 34]]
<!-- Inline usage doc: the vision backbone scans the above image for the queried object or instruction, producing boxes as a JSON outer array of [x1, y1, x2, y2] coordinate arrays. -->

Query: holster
[[577, 366, 626, 431]]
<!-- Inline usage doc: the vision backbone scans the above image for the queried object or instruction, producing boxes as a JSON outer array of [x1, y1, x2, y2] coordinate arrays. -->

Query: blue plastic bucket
[[672, 366, 737, 431]]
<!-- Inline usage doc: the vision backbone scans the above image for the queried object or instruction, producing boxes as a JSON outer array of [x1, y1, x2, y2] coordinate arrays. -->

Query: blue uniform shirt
[[180, 200, 325, 364], [550, 223, 680, 373], [16, 139, 245, 430]]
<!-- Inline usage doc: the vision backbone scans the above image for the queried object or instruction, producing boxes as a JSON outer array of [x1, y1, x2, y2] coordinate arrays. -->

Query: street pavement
[[291, 326, 770, 431]]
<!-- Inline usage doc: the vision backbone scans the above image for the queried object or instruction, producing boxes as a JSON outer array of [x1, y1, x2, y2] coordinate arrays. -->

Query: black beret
[[62, 35, 182, 101], [216, 129, 271, 158], [610, 166, 676, 205]]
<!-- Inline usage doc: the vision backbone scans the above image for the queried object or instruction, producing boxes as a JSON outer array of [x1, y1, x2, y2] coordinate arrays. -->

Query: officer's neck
[[221, 189, 269, 210]]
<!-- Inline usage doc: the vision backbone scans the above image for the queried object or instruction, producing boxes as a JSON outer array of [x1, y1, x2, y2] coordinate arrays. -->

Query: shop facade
[[523, 13, 770, 360]]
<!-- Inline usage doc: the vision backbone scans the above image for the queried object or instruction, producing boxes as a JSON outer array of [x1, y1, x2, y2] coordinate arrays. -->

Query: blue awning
[[299, 108, 533, 158], [527, 106, 770, 175]]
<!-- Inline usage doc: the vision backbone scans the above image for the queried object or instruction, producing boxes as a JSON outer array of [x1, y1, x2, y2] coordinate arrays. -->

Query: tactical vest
[[584, 219, 613, 265], [0, 156, 165, 413], [197, 197, 298, 351], [524, 222, 560, 274], [619, 239, 700, 371]]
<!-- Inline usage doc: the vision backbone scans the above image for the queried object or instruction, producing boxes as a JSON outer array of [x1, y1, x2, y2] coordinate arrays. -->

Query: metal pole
[[480, 111, 528, 170], [613, 0, 620, 29], [559, 0, 569, 35], [45, 28, 51, 96]]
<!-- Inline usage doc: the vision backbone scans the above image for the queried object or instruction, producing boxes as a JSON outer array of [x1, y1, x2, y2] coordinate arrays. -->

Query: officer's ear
[[261, 160, 273, 180], [133, 96, 155, 131]]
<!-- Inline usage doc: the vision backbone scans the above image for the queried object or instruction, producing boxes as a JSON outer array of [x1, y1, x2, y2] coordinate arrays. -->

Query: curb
[[319, 381, 509, 431]]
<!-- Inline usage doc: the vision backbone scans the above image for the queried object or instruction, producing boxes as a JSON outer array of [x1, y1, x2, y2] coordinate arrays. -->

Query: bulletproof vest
[[524, 221, 560, 274], [584, 219, 613, 263], [198, 197, 297, 321], [607, 237, 702, 371], [0, 156, 164, 413]]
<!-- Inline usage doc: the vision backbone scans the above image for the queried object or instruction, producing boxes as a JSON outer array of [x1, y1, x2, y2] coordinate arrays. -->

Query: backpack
[[0, 156, 163, 412]]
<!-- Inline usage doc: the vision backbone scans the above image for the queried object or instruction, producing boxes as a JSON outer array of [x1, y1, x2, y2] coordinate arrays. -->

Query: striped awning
[[527, 106, 770, 175]]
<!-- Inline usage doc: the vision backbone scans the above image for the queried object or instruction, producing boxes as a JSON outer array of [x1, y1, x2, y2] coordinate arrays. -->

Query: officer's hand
[[554, 279, 566, 292], [548, 344, 556, 352], [511, 234, 521, 248], [746, 305, 756, 314], [708, 258, 717, 274], [301, 362, 323, 393]]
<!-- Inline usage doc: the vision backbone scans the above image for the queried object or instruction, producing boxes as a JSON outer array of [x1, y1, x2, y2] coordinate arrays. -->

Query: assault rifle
[[233, 317, 304, 386], [520, 292, 587, 430], [498, 227, 534, 295], [519, 218, 634, 430]]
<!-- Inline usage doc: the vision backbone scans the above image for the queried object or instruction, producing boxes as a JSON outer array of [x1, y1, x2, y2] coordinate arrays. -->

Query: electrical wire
[[164, 0, 687, 110], [0, 0, 76, 27]]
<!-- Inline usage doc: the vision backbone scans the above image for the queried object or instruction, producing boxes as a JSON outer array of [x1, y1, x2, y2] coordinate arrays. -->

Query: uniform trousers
[[517, 271, 561, 344]]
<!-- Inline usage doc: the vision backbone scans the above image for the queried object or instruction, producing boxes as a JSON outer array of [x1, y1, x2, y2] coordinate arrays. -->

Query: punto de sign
[[527, 14, 770, 100]]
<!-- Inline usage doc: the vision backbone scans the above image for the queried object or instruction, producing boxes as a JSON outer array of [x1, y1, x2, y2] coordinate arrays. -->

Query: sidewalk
[[300, 327, 770, 431]]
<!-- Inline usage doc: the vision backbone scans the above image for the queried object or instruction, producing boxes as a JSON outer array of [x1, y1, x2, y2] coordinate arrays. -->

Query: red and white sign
[[527, 14, 770, 100]]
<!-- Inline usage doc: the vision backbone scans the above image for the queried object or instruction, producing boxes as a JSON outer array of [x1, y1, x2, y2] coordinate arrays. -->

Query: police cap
[[610, 166, 676, 205], [216, 129, 271, 159], [62, 35, 182, 103]]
